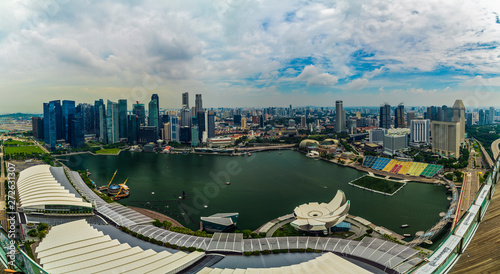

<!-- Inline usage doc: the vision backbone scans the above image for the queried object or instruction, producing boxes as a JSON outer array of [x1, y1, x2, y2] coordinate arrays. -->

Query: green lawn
[[350, 176, 405, 195], [4, 140, 33, 146], [4, 146, 44, 155], [95, 148, 121, 154]]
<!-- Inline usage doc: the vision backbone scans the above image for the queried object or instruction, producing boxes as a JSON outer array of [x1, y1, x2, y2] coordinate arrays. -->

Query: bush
[[143, 236, 150, 241], [262, 250, 271, 255], [196, 248, 204, 252], [298, 248, 306, 253], [164, 242, 171, 248], [280, 249, 289, 253], [314, 249, 322, 253], [366, 228, 373, 234], [171, 244, 178, 249], [153, 219, 162, 227], [162, 221, 172, 229], [244, 251, 252, 256], [290, 249, 298, 252], [180, 246, 187, 251], [250, 233, 261, 239], [272, 250, 280, 254], [252, 251, 260, 255], [306, 248, 313, 253], [37, 223, 48, 232], [131, 232, 138, 237], [27, 229, 38, 237], [188, 247, 196, 252], [150, 238, 157, 244]]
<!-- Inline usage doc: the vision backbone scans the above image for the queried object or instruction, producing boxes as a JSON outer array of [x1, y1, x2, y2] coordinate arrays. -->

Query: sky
[[1, 0, 500, 113]]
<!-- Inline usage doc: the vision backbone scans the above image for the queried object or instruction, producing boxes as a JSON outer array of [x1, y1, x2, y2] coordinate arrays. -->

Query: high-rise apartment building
[[394, 104, 404, 128], [379, 103, 391, 129], [406, 111, 415, 128], [410, 119, 430, 145]]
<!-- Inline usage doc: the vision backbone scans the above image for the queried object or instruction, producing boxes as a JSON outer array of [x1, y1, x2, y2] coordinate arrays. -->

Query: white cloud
[[295, 65, 338, 86], [345, 78, 369, 90], [0, 0, 500, 112], [461, 75, 500, 86]]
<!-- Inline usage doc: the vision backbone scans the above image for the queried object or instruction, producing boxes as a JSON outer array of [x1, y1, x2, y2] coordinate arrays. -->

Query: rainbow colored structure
[[362, 156, 443, 178]]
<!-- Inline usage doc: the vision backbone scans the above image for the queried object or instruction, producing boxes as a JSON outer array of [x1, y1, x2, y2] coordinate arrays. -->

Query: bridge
[[238, 144, 295, 152], [406, 179, 459, 248]]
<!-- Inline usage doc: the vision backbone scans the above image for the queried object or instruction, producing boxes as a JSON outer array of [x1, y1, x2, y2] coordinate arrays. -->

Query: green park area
[[3, 140, 34, 146], [95, 148, 121, 155], [350, 175, 405, 195], [4, 146, 44, 155]]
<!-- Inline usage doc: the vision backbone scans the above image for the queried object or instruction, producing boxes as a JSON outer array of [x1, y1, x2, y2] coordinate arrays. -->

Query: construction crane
[[114, 178, 130, 200], [98, 170, 118, 191], [106, 170, 118, 188]]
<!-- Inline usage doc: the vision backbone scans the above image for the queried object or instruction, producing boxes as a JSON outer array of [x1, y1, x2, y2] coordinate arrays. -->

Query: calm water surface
[[59, 150, 450, 239]]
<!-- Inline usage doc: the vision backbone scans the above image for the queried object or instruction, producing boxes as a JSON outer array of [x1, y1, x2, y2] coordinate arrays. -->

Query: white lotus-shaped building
[[291, 190, 350, 232]]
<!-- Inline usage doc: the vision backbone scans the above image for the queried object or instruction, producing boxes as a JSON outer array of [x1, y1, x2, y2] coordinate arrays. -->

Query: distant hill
[[0, 113, 43, 118]]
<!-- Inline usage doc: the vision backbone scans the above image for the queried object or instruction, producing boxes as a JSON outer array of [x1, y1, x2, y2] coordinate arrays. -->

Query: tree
[[242, 229, 252, 238], [162, 221, 172, 229]]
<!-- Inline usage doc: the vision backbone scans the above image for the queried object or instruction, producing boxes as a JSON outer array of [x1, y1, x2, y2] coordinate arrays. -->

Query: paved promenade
[[450, 179, 500, 273]]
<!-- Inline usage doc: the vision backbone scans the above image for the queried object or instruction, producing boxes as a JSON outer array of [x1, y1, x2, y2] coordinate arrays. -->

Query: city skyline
[[1, 1, 500, 113]]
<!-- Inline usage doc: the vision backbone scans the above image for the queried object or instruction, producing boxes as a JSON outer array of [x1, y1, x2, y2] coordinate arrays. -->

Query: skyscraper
[[195, 94, 203, 114], [98, 103, 107, 143], [62, 100, 76, 141], [452, 99, 465, 144], [43, 100, 62, 150], [69, 111, 84, 148], [394, 104, 405, 128], [479, 109, 485, 125], [489, 107, 495, 124], [335, 100, 345, 133], [182, 92, 189, 108], [379, 103, 391, 129], [118, 99, 128, 139], [94, 99, 104, 138], [406, 111, 415, 128], [32, 117, 44, 140], [170, 116, 180, 142], [77, 103, 95, 135], [106, 100, 119, 144], [148, 96, 159, 138], [207, 111, 216, 138], [132, 103, 146, 126], [127, 114, 140, 145]]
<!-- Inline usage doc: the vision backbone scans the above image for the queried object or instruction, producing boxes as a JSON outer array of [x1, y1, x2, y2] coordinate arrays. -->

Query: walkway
[[450, 177, 500, 273], [491, 138, 500, 159]]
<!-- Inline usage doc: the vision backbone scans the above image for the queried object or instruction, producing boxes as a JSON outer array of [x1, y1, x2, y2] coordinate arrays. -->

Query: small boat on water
[[225, 182, 231, 185], [403, 234, 411, 237], [400, 224, 409, 228]]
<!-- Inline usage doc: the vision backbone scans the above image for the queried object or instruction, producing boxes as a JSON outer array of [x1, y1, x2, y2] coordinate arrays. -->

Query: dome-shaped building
[[299, 139, 320, 149]]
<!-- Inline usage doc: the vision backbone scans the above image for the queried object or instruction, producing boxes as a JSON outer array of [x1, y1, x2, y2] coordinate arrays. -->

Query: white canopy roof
[[36, 220, 205, 274], [17, 165, 92, 209]]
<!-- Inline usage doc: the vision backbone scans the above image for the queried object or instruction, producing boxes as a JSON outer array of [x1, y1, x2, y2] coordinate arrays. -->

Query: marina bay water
[[59, 150, 449, 237]]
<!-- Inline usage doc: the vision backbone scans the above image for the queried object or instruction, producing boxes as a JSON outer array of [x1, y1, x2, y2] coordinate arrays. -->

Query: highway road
[[491, 138, 500, 160]]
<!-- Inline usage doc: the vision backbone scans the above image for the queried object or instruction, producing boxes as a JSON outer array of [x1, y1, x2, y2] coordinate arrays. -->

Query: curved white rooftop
[[291, 190, 350, 232], [35, 220, 205, 274], [16, 165, 92, 210]]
